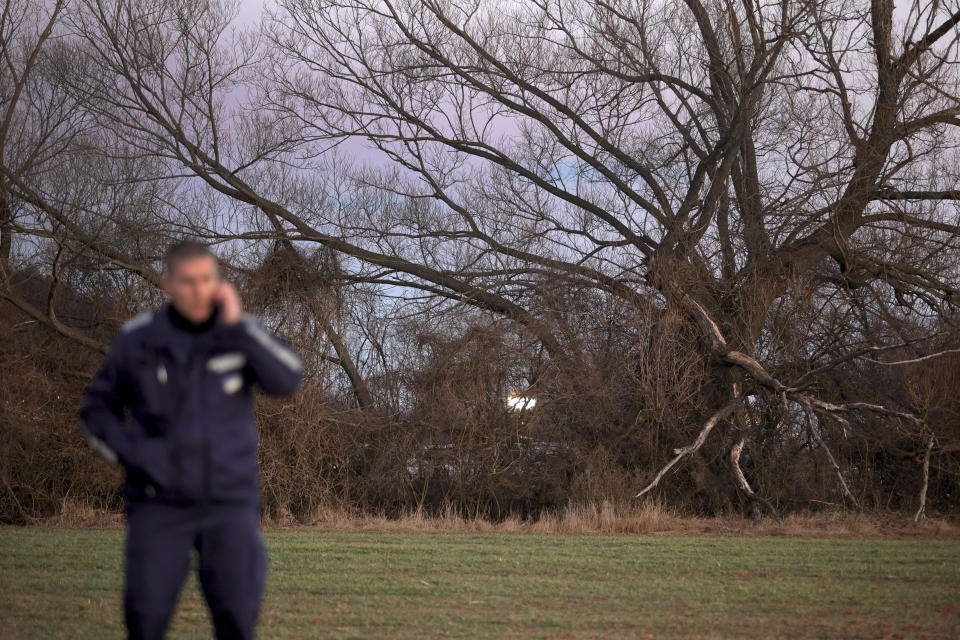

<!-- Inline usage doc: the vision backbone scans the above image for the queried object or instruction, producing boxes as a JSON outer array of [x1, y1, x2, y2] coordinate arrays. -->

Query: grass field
[[2, 527, 959, 639]]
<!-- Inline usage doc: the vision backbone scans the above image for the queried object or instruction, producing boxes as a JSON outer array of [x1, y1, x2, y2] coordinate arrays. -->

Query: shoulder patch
[[120, 311, 155, 334]]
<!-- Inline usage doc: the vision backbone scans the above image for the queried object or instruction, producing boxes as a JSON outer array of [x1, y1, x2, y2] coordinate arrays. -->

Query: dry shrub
[[0, 292, 124, 524], [41, 498, 125, 528], [3, 266, 959, 527], [531, 500, 680, 535], [259, 501, 959, 540]]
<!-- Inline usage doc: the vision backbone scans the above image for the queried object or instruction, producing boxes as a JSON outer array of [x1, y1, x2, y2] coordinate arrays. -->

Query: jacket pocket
[[130, 349, 175, 428]]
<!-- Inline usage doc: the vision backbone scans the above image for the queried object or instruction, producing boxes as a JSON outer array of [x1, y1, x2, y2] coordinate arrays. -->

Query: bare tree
[[272, 0, 960, 503], [4, 0, 959, 519], [53, 0, 960, 512]]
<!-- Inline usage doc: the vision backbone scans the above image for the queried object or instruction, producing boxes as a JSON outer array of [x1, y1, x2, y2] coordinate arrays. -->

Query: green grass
[[1, 528, 958, 639]]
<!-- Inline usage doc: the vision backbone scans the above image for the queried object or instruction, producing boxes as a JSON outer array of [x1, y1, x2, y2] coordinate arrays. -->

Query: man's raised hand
[[214, 281, 243, 326]]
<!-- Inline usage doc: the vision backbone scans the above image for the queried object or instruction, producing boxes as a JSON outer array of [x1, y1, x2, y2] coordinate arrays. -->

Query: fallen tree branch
[[643, 290, 925, 507], [803, 398, 924, 428], [802, 404, 860, 508], [720, 348, 925, 428], [723, 351, 788, 392], [636, 399, 738, 498], [915, 436, 935, 522], [730, 437, 783, 524]]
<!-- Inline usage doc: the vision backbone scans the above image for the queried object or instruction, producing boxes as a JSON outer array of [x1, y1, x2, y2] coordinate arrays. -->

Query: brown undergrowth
[[34, 499, 960, 539]]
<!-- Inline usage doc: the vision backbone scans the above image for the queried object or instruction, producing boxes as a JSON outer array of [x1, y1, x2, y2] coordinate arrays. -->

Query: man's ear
[[159, 274, 171, 296]]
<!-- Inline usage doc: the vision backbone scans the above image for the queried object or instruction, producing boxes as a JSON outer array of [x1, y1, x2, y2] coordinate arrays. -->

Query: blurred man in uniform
[[80, 241, 302, 640]]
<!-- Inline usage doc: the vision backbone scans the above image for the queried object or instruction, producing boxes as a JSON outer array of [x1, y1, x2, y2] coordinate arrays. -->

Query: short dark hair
[[163, 240, 218, 274]]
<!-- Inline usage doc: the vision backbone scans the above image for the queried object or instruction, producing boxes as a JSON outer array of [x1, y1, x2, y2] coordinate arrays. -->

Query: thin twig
[[861, 347, 960, 366]]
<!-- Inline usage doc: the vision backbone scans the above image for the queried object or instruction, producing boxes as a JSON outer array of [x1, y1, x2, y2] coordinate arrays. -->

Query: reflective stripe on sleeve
[[241, 315, 302, 373], [120, 311, 154, 334], [85, 432, 118, 465]]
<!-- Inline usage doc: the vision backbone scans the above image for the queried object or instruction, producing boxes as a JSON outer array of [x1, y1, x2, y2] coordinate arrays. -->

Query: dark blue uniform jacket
[[79, 304, 303, 505]]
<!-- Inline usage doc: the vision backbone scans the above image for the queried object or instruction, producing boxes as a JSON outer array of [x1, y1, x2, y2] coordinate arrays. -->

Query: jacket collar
[[150, 303, 222, 365], [166, 302, 218, 334]]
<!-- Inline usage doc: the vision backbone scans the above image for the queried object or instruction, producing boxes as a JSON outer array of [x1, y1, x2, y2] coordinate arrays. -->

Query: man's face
[[162, 255, 220, 324]]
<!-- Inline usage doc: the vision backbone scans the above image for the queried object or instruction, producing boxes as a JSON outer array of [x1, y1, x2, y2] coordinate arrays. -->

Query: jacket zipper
[[201, 345, 212, 504]]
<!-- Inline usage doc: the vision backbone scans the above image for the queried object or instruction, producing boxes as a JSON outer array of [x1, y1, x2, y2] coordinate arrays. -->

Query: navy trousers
[[123, 500, 267, 640]]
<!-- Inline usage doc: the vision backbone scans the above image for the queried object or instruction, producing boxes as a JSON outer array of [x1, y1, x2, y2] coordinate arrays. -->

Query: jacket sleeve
[[79, 337, 135, 466], [226, 314, 303, 396]]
